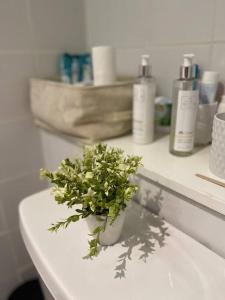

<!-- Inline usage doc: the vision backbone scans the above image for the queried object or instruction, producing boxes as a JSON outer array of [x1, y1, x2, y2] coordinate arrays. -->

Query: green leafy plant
[[40, 144, 142, 256]]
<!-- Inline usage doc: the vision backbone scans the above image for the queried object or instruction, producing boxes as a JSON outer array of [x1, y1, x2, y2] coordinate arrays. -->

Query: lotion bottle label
[[174, 90, 199, 152]]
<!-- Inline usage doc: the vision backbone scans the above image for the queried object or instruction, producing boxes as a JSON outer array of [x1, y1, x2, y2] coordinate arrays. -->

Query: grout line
[[25, 0, 41, 75], [208, 0, 218, 69], [0, 114, 33, 126], [24, 0, 35, 50], [80, 0, 88, 52], [0, 49, 62, 55], [7, 230, 21, 268], [211, 0, 218, 43], [1, 42, 225, 56], [111, 41, 213, 50], [0, 168, 41, 186], [0, 227, 9, 238], [0, 112, 33, 125], [114, 41, 225, 52], [0, 200, 8, 232]]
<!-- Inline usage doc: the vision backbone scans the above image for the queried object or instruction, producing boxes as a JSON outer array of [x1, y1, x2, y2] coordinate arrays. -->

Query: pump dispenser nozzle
[[139, 54, 151, 77], [180, 53, 195, 79], [141, 55, 150, 66], [183, 54, 194, 67]]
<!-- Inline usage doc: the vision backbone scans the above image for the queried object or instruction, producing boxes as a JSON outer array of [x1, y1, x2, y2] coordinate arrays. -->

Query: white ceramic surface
[[210, 113, 225, 179], [106, 135, 225, 215], [20, 189, 225, 300], [86, 210, 126, 246]]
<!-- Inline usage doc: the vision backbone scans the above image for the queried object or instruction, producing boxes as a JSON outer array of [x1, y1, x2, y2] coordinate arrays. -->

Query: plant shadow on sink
[[84, 187, 169, 279], [112, 199, 169, 279]]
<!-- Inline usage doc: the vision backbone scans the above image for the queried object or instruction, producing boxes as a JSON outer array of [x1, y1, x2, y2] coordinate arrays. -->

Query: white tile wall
[[0, 0, 85, 298], [117, 45, 211, 96], [85, 0, 225, 96], [85, 0, 150, 48], [34, 52, 60, 79], [9, 230, 32, 269], [0, 200, 7, 233], [146, 0, 214, 45], [85, 0, 214, 47], [0, 53, 36, 81], [0, 0, 33, 51], [0, 80, 30, 121], [211, 43, 225, 84], [28, 0, 85, 51], [0, 118, 43, 181], [214, 0, 225, 41], [0, 235, 17, 282], [40, 130, 83, 171], [0, 171, 46, 231]]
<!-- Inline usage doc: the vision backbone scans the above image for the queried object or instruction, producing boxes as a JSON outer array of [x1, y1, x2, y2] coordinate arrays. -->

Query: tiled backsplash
[[84, 0, 225, 97], [0, 0, 85, 298]]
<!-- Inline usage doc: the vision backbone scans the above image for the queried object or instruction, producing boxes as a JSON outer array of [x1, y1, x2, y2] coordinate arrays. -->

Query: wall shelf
[[106, 135, 225, 216]]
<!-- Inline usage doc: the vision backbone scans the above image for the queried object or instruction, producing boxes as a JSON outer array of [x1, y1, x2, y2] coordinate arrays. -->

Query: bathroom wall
[[0, 0, 85, 299], [84, 0, 225, 97]]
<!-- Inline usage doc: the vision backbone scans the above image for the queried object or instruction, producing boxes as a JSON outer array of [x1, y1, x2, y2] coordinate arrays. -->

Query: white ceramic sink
[[19, 189, 225, 300]]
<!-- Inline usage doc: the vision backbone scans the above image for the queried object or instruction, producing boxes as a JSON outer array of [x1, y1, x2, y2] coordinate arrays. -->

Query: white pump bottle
[[169, 54, 199, 156], [133, 55, 156, 144]]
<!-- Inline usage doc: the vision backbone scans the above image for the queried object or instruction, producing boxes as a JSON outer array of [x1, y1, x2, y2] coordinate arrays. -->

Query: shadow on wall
[[133, 174, 164, 215], [113, 202, 169, 279], [84, 179, 169, 279]]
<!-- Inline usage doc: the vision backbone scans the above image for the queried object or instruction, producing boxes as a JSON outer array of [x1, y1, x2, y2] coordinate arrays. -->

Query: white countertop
[[106, 135, 225, 215], [20, 189, 225, 300]]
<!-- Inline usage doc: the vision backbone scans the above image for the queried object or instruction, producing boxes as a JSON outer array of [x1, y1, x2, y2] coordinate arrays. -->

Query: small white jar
[[195, 102, 218, 145], [209, 112, 225, 180]]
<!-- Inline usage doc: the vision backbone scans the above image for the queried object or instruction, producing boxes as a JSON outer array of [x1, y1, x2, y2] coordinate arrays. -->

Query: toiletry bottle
[[169, 54, 199, 156], [133, 55, 156, 144], [199, 71, 219, 104], [217, 95, 225, 113], [155, 96, 172, 134]]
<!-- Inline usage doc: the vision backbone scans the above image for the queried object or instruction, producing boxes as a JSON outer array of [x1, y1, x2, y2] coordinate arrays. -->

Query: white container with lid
[[199, 71, 219, 104], [195, 102, 218, 145], [210, 112, 225, 180]]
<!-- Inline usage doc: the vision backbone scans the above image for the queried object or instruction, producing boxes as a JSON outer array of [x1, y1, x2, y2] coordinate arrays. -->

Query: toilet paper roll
[[92, 46, 116, 86]]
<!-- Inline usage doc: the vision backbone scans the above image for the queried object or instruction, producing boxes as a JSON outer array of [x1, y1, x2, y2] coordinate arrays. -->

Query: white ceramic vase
[[195, 102, 218, 145], [86, 210, 126, 246], [209, 112, 225, 179]]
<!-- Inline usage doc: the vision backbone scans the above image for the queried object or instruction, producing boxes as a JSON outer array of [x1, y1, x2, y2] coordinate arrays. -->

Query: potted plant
[[40, 144, 142, 256]]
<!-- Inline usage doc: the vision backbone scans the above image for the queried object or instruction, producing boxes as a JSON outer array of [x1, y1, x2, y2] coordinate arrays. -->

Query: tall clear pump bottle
[[170, 54, 199, 156], [133, 55, 156, 144]]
